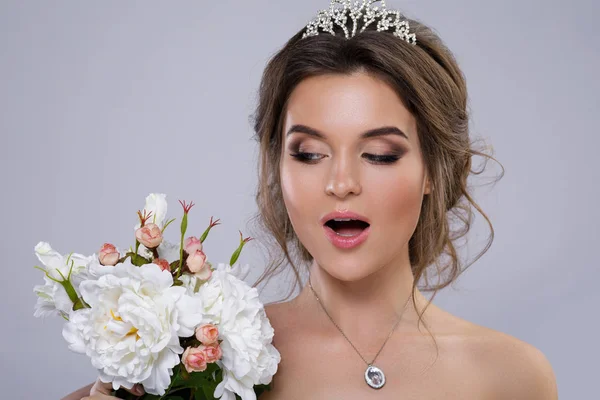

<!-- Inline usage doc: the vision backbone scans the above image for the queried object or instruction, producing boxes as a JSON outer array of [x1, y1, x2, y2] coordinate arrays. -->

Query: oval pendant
[[365, 365, 386, 389]]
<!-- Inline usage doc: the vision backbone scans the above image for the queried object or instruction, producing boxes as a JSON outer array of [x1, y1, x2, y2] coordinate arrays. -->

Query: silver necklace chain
[[308, 274, 412, 367]]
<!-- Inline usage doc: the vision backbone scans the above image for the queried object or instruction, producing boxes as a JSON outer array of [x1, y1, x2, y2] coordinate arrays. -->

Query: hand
[[81, 378, 145, 399]]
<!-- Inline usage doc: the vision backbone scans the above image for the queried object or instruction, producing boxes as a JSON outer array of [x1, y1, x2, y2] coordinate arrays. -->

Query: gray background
[[1, 0, 598, 398]]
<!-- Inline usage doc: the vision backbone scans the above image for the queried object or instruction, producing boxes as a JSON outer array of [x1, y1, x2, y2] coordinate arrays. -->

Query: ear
[[423, 175, 432, 195]]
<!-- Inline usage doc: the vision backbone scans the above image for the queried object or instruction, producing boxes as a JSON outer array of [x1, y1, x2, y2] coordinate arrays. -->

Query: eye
[[289, 152, 324, 164], [363, 153, 401, 165]]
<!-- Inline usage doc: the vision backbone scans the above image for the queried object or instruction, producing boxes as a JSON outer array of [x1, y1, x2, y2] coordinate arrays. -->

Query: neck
[[298, 255, 433, 340]]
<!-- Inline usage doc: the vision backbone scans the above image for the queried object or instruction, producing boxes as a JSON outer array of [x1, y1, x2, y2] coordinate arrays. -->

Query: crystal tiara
[[301, 0, 417, 45]]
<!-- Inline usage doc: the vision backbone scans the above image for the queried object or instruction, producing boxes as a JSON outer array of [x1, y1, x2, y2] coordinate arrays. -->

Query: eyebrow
[[285, 124, 409, 141]]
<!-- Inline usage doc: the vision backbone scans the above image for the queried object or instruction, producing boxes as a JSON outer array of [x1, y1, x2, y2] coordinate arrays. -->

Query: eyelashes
[[289, 151, 402, 165]]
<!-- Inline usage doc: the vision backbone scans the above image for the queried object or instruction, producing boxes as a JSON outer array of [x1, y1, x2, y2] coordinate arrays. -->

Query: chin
[[316, 258, 377, 282]]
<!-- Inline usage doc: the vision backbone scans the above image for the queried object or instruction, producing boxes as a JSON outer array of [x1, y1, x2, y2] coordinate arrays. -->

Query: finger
[[126, 384, 145, 396], [90, 380, 144, 396], [81, 395, 117, 400], [90, 380, 113, 395]]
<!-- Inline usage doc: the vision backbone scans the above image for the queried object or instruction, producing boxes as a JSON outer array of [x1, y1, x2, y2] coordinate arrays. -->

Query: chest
[[260, 332, 493, 400]]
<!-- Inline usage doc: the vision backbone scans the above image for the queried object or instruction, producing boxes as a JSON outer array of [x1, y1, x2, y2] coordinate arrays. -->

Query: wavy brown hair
[[247, 11, 503, 343]]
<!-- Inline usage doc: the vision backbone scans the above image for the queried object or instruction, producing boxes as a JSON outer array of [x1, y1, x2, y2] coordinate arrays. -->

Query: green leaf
[[129, 253, 151, 267], [194, 390, 208, 400], [254, 383, 273, 397], [186, 370, 210, 389], [72, 296, 90, 310], [201, 383, 215, 400], [114, 388, 161, 399], [204, 362, 220, 377], [169, 260, 180, 273], [170, 370, 189, 388]]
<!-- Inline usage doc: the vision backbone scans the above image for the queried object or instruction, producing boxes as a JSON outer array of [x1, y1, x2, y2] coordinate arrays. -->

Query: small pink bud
[[135, 223, 163, 249], [195, 263, 212, 281], [153, 258, 171, 272], [184, 236, 203, 255], [202, 343, 222, 363], [98, 243, 120, 266], [186, 249, 207, 273], [182, 346, 207, 373], [194, 264, 212, 281], [195, 323, 219, 345]]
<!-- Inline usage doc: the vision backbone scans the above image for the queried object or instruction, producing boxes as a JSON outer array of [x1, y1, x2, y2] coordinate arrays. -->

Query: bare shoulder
[[261, 300, 304, 398], [264, 300, 290, 320], [264, 300, 297, 342], [458, 321, 558, 400]]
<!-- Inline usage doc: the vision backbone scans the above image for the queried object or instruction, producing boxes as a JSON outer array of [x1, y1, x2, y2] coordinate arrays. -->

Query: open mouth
[[324, 219, 370, 237]]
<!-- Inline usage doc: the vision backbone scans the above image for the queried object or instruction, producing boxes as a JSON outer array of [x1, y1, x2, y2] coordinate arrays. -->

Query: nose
[[325, 155, 362, 198]]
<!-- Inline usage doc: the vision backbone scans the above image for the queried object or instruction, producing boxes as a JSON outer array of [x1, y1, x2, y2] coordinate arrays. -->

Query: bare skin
[[260, 288, 557, 400]]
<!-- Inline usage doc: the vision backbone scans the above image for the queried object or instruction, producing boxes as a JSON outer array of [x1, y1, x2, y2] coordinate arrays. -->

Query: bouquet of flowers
[[33, 193, 280, 400]]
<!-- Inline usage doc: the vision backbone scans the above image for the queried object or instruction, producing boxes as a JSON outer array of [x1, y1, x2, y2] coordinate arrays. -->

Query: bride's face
[[280, 72, 431, 281]]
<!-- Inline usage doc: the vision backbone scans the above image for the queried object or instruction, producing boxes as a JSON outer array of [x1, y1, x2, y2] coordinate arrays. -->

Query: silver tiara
[[301, 0, 417, 45]]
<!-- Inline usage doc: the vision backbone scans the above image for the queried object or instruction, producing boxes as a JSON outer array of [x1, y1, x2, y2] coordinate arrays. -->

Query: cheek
[[280, 161, 321, 222], [365, 164, 425, 232]]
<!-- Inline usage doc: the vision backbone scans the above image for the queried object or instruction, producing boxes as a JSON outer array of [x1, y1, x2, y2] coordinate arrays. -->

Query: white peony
[[33, 242, 92, 318], [180, 263, 281, 400], [62, 261, 204, 395]]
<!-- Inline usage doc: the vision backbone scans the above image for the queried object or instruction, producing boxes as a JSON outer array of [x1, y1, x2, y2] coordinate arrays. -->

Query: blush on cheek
[[280, 162, 324, 253], [375, 174, 426, 239]]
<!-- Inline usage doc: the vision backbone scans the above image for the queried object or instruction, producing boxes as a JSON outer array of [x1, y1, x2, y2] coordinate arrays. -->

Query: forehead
[[283, 72, 416, 141]]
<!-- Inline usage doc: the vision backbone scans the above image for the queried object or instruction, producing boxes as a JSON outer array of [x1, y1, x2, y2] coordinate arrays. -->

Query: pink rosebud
[[153, 258, 171, 272], [195, 323, 219, 345], [98, 243, 120, 266], [198, 265, 212, 280], [186, 249, 207, 273], [202, 343, 222, 363], [184, 236, 203, 255], [182, 346, 207, 373], [135, 223, 163, 249]]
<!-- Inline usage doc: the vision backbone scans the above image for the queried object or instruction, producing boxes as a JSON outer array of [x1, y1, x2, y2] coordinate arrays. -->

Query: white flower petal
[[134, 193, 168, 230], [32, 243, 93, 318], [62, 260, 194, 395], [157, 240, 180, 263]]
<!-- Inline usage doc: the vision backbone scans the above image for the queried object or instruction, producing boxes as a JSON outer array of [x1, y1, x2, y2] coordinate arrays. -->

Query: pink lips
[[320, 211, 370, 225], [320, 210, 370, 250], [323, 224, 371, 249]]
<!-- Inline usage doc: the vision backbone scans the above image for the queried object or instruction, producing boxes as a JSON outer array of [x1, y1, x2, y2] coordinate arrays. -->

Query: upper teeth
[[333, 218, 354, 221]]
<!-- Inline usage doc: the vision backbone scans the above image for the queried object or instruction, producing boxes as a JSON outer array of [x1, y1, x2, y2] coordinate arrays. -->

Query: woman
[[65, 1, 558, 398]]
